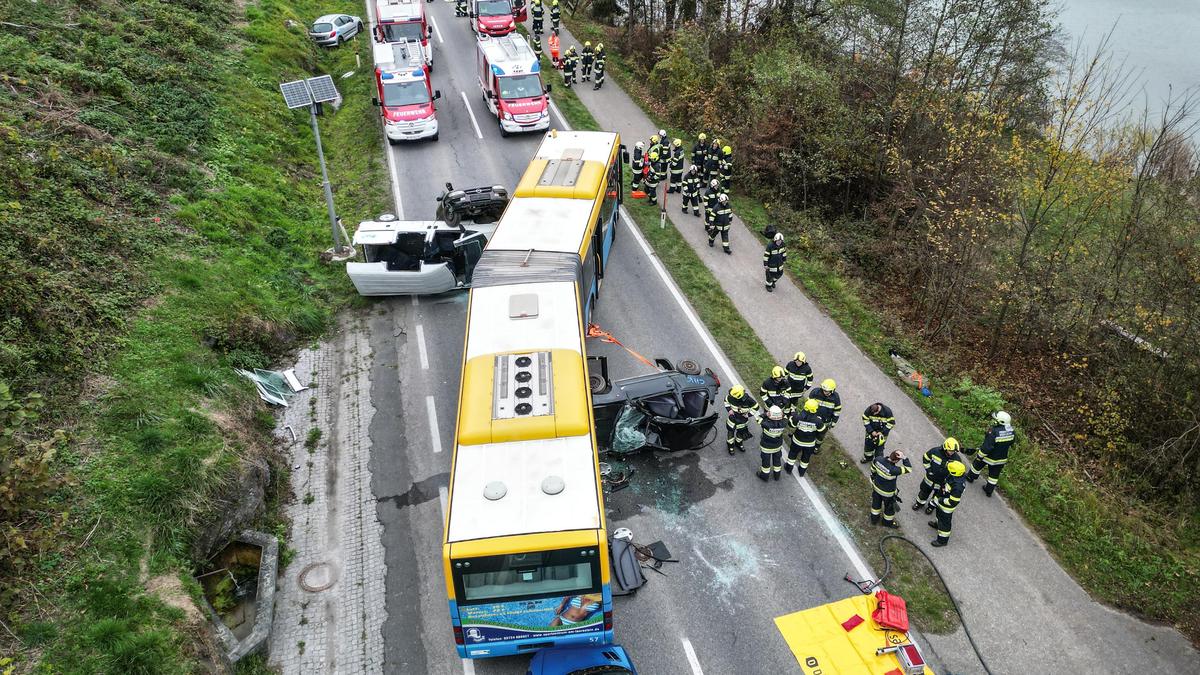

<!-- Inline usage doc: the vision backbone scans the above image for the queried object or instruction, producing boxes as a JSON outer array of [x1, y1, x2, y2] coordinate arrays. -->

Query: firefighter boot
[[870, 514, 880, 525], [756, 471, 769, 482]]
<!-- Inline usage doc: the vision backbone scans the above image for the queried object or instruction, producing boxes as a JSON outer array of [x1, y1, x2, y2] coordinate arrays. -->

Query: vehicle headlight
[[540, 110, 549, 118], [503, 112, 514, 121]]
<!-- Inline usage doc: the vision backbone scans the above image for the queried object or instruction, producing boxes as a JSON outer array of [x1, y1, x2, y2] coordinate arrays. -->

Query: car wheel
[[388, 137, 399, 146], [337, 34, 344, 46], [431, 132, 439, 142], [499, 121, 510, 138], [589, 374, 607, 394], [356, 21, 364, 36], [677, 359, 702, 376]]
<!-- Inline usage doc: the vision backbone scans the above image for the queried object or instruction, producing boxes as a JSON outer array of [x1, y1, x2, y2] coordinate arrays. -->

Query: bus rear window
[[457, 549, 598, 602]]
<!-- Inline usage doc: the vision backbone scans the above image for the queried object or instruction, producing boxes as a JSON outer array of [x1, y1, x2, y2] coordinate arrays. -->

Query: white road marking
[[681, 637, 705, 675], [426, 395, 443, 453], [412, 294, 420, 306], [430, 16, 445, 43], [462, 657, 476, 674], [415, 323, 429, 369], [384, 144, 405, 218], [460, 91, 484, 139], [439, 485, 448, 517], [550, 93, 879, 591]]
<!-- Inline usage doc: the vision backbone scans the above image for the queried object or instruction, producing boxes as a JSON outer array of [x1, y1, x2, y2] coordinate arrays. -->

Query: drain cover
[[298, 562, 338, 592]]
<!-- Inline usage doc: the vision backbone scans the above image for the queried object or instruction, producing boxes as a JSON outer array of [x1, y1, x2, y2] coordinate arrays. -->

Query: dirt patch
[[80, 373, 119, 403], [147, 574, 204, 626]]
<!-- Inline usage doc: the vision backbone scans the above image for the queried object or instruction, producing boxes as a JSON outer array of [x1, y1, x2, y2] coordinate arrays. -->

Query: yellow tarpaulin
[[774, 595, 936, 675]]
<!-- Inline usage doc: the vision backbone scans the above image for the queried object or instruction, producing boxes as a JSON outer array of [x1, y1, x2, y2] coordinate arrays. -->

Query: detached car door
[[453, 231, 488, 286]]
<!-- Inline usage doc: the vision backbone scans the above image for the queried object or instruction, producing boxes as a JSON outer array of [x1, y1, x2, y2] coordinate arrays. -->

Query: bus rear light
[[453, 625, 464, 645], [603, 610, 613, 631]]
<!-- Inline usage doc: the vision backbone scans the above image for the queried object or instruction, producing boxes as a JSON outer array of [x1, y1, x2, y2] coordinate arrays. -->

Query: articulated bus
[[443, 130, 624, 659]]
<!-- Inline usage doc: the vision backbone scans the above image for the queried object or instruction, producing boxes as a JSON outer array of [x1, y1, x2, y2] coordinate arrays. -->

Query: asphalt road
[[358, 2, 924, 673]]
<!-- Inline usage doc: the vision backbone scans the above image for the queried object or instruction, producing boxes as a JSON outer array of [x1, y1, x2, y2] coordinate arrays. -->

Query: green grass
[[3, 0, 388, 670], [546, 82, 958, 633]]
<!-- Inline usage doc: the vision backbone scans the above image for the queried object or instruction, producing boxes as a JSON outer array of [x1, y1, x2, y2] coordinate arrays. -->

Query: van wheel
[[431, 132, 439, 142], [589, 375, 607, 394], [499, 122, 510, 138], [677, 359, 702, 376], [388, 137, 399, 146]]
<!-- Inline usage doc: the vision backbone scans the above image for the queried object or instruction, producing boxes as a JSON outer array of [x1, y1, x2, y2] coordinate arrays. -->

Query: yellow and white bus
[[443, 130, 624, 659]]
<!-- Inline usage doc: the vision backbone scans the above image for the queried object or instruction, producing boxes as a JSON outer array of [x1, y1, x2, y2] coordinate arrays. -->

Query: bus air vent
[[493, 351, 554, 419], [541, 475, 564, 495], [483, 481, 507, 501], [537, 152, 585, 187]]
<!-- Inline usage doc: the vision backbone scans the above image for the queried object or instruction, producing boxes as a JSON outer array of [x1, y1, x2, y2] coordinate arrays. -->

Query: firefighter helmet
[[730, 385, 745, 398], [649, 151, 659, 161], [947, 460, 967, 477], [585, 41, 591, 47], [772, 365, 785, 379], [673, 138, 683, 147], [596, 42, 604, 51], [658, 128, 667, 138], [768, 406, 783, 421], [804, 398, 819, 414], [698, 132, 707, 141], [709, 179, 720, 189], [821, 378, 836, 392], [635, 140, 644, 149], [718, 193, 729, 203], [649, 134, 660, 145], [793, 351, 806, 363], [993, 410, 1011, 425], [773, 232, 784, 243], [943, 437, 960, 453], [723, 145, 732, 155]]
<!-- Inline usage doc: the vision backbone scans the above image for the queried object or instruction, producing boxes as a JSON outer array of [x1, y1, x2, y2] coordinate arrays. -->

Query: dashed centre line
[[461, 91, 484, 139], [415, 323, 429, 369], [681, 637, 705, 675], [425, 395, 443, 454], [429, 16, 445, 44]]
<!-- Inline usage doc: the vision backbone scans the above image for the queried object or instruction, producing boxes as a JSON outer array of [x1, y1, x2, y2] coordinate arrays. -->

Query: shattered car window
[[611, 404, 647, 455], [681, 390, 708, 418]]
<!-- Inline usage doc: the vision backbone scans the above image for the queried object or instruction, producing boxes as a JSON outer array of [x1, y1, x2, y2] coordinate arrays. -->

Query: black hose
[[871, 534, 995, 675]]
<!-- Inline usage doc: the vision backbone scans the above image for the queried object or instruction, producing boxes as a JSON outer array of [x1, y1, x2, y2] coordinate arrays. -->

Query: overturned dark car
[[589, 356, 721, 454]]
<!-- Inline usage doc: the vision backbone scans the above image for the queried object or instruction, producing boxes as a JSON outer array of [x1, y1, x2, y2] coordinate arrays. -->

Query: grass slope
[[2, 0, 387, 670]]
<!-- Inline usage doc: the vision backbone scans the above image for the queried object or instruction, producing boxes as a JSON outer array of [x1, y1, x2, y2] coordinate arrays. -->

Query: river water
[[1057, 0, 1200, 115]]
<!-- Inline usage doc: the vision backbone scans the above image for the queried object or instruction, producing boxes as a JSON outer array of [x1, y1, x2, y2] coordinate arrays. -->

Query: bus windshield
[[457, 549, 597, 602], [382, 80, 429, 107], [478, 0, 512, 16], [498, 74, 543, 100], [379, 22, 423, 42]]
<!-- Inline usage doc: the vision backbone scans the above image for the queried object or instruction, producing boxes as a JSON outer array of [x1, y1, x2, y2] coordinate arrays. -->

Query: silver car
[[309, 14, 363, 47]]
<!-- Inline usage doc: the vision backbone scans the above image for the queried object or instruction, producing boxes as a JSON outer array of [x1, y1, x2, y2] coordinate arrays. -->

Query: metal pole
[[309, 104, 341, 252]]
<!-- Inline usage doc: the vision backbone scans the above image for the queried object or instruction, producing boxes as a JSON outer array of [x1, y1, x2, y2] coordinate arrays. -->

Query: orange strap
[[586, 323, 657, 370]]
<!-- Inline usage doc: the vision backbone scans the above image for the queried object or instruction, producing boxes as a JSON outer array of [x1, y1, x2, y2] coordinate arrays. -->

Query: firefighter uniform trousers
[[763, 239, 787, 291], [932, 476, 966, 544], [580, 47, 594, 81], [562, 53, 577, 87], [914, 445, 960, 508], [532, 38, 543, 60], [705, 147, 721, 182], [759, 418, 788, 479], [871, 456, 912, 524], [592, 55, 606, 89], [456, 0, 468, 16], [724, 394, 759, 454], [703, 189, 720, 240], [787, 411, 825, 476], [645, 160, 665, 205], [680, 172, 701, 215], [719, 154, 733, 192], [668, 147, 685, 192], [861, 403, 895, 461], [630, 149, 645, 191], [968, 423, 1014, 495], [711, 202, 733, 252]]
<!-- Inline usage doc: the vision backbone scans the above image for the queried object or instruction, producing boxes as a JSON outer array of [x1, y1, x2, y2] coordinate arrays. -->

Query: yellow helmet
[[730, 385, 745, 398], [649, 134, 660, 144], [673, 138, 683, 147], [804, 399, 819, 414], [585, 41, 591, 47], [723, 145, 732, 155], [943, 437, 960, 453], [771, 365, 785, 379], [793, 351, 806, 363], [649, 151, 659, 161], [596, 42, 603, 51], [947, 460, 966, 477], [821, 378, 836, 392], [698, 132, 707, 141], [552, 0, 558, 4]]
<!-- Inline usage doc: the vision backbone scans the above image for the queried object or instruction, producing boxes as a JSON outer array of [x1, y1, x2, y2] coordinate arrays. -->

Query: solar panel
[[306, 75, 340, 104], [279, 80, 313, 109]]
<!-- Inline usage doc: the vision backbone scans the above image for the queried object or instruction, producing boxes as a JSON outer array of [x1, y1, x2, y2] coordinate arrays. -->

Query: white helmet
[[773, 233, 784, 243], [613, 527, 634, 541], [710, 179, 720, 189], [768, 406, 783, 420], [993, 410, 1011, 426], [718, 193, 729, 203], [658, 128, 667, 138], [635, 141, 644, 149]]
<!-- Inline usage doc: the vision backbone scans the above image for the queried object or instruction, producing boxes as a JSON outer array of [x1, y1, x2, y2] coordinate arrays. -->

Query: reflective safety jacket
[[935, 475, 967, 513], [703, 189, 721, 221], [532, 2, 544, 18], [712, 203, 732, 229], [862, 403, 896, 436], [807, 386, 842, 425], [581, 45, 594, 65], [691, 142, 707, 168], [724, 391, 759, 426], [763, 239, 787, 272], [920, 445, 962, 485], [760, 416, 788, 451], [681, 171, 701, 197], [669, 145, 685, 172], [759, 376, 791, 412], [719, 154, 733, 177], [788, 409, 826, 447], [980, 423, 1015, 463], [631, 147, 645, 173], [785, 360, 813, 398], [871, 456, 912, 496]]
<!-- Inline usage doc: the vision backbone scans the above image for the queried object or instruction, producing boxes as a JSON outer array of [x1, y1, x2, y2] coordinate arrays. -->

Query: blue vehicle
[[527, 645, 637, 675]]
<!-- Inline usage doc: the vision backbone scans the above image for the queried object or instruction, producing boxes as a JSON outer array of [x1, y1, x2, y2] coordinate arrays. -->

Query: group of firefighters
[[526, 0, 609, 90], [722, 352, 1016, 548], [629, 132, 736, 252]]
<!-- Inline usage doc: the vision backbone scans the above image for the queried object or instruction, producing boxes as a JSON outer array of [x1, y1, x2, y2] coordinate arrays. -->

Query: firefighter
[[719, 145, 733, 192], [532, 35, 543, 59], [530, 0, 544, 35], [580, 41, 594, 81], [785, 352, 812, 408], [644, 151, 664, 205], [705, 137, 722, 182], [455, 0, 468, 17], [860, 402, 896, 463], [758, 406, 788, 481], [680, 165, 702, 215], [561, 45, 577, 87], [548, 32, 561, 68], [966, 410, 1015, 497], [647, 133, 662, 161], [592, 43, 607, 89], [871, 449, 911, 528], [760, 366, 791, 414], [763, 232, 786, 292], [913, 437, 962, 514], [724, 384, 759, 455], [703, 179, 721, 241], [692, 133, 708, 169], [929, 460, 967, 547], [710, 193, 733, 254], [807, 378, 841, 453], [630, 141, 646, 192], [786, 398, 826, 477], [550, 0, 561, 33], [668, 139, 685, 192]]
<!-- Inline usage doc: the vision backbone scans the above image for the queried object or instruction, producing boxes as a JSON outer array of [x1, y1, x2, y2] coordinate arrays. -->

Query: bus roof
[[446, 434, 601, 543], [484, 198, 595, 254], [464, 281, 582, 360]]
